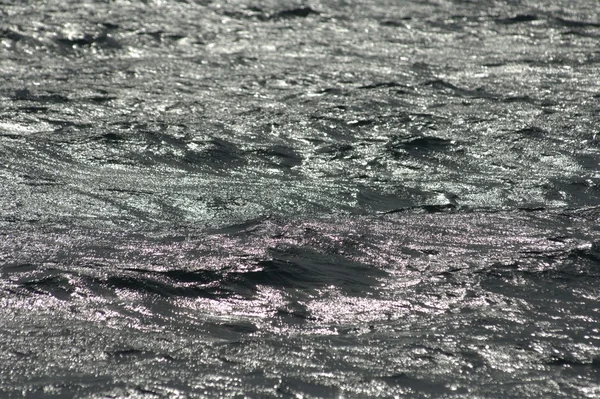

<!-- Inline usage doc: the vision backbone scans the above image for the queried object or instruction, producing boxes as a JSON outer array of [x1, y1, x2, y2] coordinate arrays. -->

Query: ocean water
[[1, 0, 600, 397]]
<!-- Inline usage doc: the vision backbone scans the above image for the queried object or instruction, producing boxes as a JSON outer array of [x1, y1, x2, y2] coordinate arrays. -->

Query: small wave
[[495, 14, 540, 25], [274, 7, 320, 19]]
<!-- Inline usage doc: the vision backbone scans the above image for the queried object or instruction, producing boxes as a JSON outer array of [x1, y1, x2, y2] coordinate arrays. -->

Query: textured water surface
[[1, 0, 600, 397]]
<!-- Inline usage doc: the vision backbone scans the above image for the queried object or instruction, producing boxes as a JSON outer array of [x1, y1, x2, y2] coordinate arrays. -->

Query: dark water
[[1, 0, 600, 397]]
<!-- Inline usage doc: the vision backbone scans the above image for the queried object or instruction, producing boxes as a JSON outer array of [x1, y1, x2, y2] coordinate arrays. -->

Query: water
[[1, 0, 600, 397]]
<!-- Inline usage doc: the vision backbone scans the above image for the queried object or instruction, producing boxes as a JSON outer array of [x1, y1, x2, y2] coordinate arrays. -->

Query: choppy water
[[1, 0, 600, 397]]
